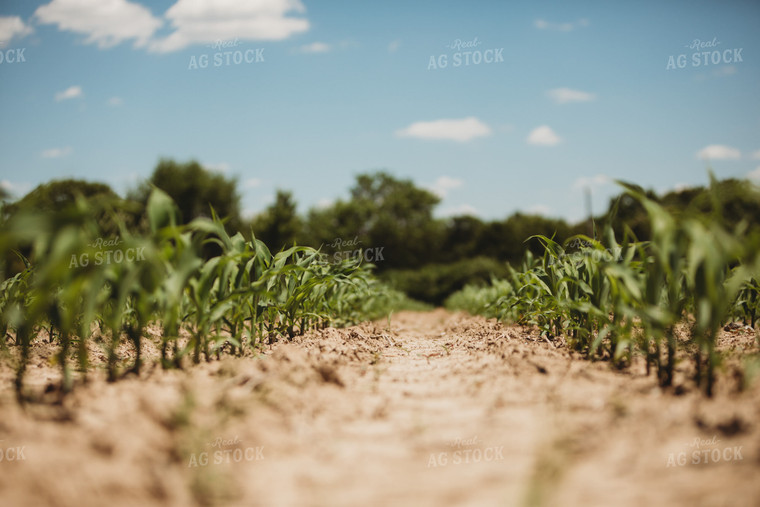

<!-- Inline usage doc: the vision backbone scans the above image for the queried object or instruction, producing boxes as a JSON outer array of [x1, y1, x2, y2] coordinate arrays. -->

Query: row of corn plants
[[446, 181, 760, 395], [0, 188, 418, 401]]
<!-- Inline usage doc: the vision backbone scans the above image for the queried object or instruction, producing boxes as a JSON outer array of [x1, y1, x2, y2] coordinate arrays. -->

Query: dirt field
[[1, 309, 758, 506]]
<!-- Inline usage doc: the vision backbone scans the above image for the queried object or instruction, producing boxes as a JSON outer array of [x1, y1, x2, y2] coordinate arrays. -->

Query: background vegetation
[[2, 159, 759, 398], [3, 158, 760, 304], [445, 178, 760, 396]]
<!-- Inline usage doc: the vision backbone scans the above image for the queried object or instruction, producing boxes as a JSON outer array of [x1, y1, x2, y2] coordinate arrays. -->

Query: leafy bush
[[381, 257, 509, 305]]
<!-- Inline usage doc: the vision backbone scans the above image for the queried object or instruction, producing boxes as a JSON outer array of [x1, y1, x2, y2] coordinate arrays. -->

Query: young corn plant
[[0, 185, 433, 399], [683, 218, 748, 396], [733, 277, 759, 328], [446, 179, 759, 395], [627, 189, 690, 387]]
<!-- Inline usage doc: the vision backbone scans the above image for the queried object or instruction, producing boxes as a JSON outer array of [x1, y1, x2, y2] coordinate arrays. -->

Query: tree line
[[3, 159, 759, 304]]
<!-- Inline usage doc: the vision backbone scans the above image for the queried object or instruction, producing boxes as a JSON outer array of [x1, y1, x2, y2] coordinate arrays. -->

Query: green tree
[[601, 185, 659, 241], [5, 179, 139, 235], [679, 178, 760, 230], [2, 179, 141, 275], [305, 171, 443, 270], [474, 214, 574, 264], [0, 185, 13, 221], [132, 159, 243, 233], [9, 179, 115, 211], [438, 215, 486, 263], [600, 179, 760, 242], [249, 190, 302, 251]]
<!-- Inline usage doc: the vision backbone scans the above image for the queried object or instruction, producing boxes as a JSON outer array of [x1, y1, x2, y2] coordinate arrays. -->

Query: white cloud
[[428, 176, 463, 198], [747, 167, 760, 183], [107, 96, 123, 106], [395, 117, 491, 142], [714, 65, 737, 77], [573, 174, 610, 190], [241, 208, 258, 220], [696, 144, 741, 160], [673, 182, 692, 192], [547, 87, 595, 104], [55, 85, 83, 101], [41, 147, 72, 158], [205, 162, 230, 174], [107, 171, 141, 192], [527, 125, 562, 146], [35, 0, 162, 49], [298, 41, 330, 53], [527, 205, 551, 216], [1, 180, 31, 197], [751, 150, 760, 160], [534, 18, 589, 32], [149, 0, 309, 53], [316, 198, 333, 209], [388, 39, 401, 52], [0, 16, 34, 44], [243, 177, 262, 189], [440, 204, 479, 217]]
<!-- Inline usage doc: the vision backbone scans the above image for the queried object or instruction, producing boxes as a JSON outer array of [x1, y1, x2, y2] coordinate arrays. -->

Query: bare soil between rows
[[1, 309, 759, 507]]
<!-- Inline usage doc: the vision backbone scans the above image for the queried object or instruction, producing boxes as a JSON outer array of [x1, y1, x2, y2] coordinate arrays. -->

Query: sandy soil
[[1, 309, 758, 506]]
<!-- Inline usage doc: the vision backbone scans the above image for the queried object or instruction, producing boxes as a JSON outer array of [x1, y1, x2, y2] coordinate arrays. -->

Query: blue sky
[[0, 0, 758, 223]]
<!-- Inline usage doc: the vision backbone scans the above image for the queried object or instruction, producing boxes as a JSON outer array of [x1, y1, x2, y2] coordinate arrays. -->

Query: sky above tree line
[[0, 0, 758, 223]]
